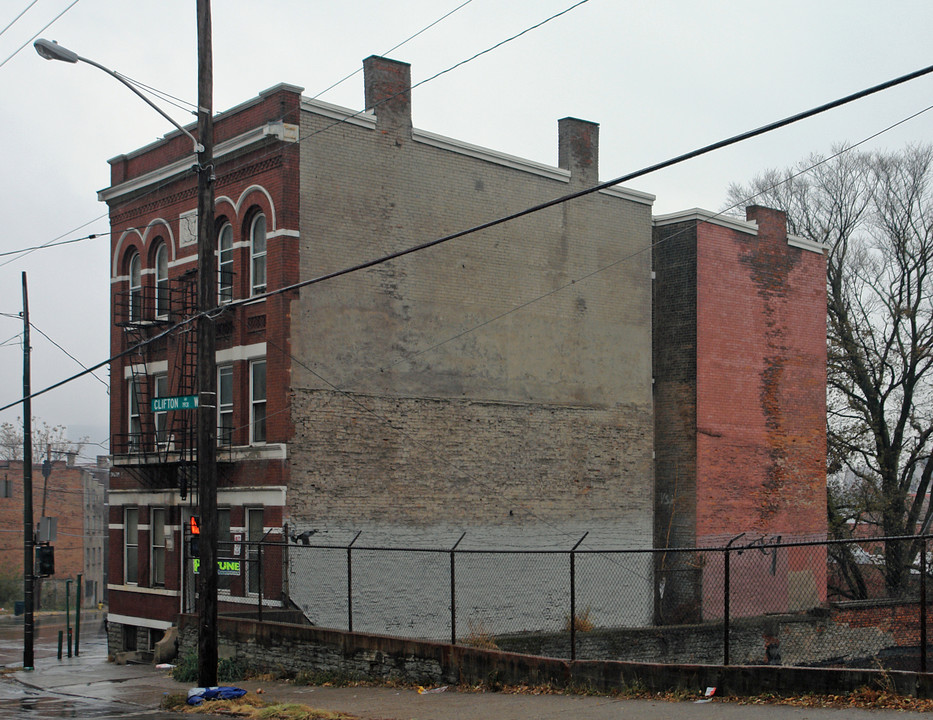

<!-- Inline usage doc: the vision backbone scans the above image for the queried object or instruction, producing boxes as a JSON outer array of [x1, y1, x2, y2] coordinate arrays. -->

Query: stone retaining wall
[[176, 614, 933, 697]]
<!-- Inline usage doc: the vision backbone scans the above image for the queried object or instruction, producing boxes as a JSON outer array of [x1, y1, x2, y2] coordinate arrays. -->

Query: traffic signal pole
[[195, 0, 219, 688]]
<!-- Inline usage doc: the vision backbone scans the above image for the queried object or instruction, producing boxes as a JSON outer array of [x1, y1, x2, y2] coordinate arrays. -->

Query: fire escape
[[114, 271, 199, 500]]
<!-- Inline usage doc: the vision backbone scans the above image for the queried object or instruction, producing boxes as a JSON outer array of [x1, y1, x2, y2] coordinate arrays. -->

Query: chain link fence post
[[257, 541, 264, 622], [723, 547, 731, 666], [450, 533, 465, 645], [347, 531, 361, 632], [921, 536, 927, 674]]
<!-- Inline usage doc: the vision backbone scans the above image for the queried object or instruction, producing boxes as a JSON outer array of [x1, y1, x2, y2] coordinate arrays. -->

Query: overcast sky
[[1, 0, 932, 461]]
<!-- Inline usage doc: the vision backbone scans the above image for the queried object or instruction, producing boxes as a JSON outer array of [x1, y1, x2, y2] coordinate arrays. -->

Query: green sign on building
[[151, 395, 199, 412]]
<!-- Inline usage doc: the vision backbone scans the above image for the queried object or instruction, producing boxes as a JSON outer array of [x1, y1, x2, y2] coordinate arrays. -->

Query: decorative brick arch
[[112, 229, 145, 279], [235, 185, 277, 231]]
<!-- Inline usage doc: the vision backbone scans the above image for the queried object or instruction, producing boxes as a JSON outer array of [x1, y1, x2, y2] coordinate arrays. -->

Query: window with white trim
[[129, 252, 142, 321], [250, 213, 267, 296], [128, 379, 142, 451], [155, 243, 169, 318], [124, 507, 139, 585], [151, 507, 165, 586], [218, 223, 234, 304], [218, 365, 233, 446], [250, 359, 266, 444]]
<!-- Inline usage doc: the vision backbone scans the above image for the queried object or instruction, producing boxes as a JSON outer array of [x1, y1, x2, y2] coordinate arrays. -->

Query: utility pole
[[22, 272, 34, 670], [195, 0, 218, 688]]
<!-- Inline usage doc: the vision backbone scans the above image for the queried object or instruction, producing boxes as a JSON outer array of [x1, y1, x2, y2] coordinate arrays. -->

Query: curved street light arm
[[34, 39, 204, 154]]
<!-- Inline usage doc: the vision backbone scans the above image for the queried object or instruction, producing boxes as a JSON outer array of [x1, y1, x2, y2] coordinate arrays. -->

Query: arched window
[[250, 213, 267, 296], [218, 223, 234, 303], [128, 251, 142, 321], [155, 243, 169, 318]]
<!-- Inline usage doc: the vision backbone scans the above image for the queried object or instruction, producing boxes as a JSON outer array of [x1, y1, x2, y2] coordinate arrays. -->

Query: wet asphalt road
[[0, 613, 184, 719]]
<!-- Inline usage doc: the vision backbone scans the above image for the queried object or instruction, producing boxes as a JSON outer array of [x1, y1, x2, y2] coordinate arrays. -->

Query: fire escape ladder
[[167, 274, 199, 501]]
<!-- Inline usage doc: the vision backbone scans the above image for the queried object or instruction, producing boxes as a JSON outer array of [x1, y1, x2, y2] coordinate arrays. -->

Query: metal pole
[[22, 272, 34, 670], [570, 533, 588, 662], [723, 549, 731, 667], [450, 533, 465, 645], [921, 538, 927, 674], [195, 0, 218, 689], [75, 572, 82, 656], [347, 531, 361, 633], [65, 579, 72, 657], [257, 542, 263, 623]]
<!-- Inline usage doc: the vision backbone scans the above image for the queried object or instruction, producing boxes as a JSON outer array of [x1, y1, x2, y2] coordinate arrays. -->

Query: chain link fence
[[190, 532, 933, 671]]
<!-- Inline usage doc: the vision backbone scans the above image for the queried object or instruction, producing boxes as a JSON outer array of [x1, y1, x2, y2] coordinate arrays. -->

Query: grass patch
[[160, 692, 357, 719]]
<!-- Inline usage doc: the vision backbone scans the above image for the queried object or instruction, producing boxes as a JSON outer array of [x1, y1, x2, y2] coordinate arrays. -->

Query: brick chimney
[[746, 205, 788, 241], [558, 117, 599, 187], [363, 56, 412, 138]]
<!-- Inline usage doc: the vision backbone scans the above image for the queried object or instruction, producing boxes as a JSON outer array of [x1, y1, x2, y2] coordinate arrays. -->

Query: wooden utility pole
[[195, 0, 218, 687], [22, 272, 34, 670]]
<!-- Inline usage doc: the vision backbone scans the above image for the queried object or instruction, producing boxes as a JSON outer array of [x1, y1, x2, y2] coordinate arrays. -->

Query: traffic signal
[[189, 516, 200, 558], [35, 545, 54, 577]]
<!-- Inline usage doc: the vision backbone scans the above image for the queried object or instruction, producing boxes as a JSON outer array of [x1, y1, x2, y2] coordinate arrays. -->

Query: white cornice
[[653, 208, 757, 235], [654, 208, 829, 254], [301, 96, 377, 128], [599, 184, 655, 207], [413, 128, 570, 182], [105, 611, 174, 629], [99, 121, 299, 203], [787, 233, 829, 254], [107, 485, 287, 506]]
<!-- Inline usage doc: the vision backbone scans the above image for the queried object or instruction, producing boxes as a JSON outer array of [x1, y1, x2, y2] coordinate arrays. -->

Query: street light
[[34, 16, 220, 686], [33, 39, 204, 154]]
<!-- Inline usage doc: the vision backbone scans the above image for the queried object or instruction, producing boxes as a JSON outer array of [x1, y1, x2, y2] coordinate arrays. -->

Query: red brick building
[[102, 84, 298, 651], [0, 458, 106, 608], [652, 206, 828, 623]]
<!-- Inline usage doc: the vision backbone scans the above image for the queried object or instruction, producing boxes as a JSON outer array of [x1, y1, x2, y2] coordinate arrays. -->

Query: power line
[[0, 216, 107, 268], [3, 62, 931, 417], [9, 0, 592, 268], [0, 0, 81, 69], [29, 322, 109, 392], [0, 0, 39, 39], [0, 232, 105, 259], [311, 0, 475, 100], [228, 61, 933, 310]]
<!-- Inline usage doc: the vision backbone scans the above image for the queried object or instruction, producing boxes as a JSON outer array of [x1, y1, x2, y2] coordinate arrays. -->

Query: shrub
[[563, 606, 594, 633], [462, 620, 498, 650], [171, 651, 246, 683]]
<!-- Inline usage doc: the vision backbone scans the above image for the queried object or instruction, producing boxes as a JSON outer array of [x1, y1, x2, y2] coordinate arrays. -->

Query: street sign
[[151, 395, 199, 412]]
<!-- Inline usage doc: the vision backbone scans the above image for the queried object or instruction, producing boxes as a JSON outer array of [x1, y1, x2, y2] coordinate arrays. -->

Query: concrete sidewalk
[[2, 630, 931, 719]]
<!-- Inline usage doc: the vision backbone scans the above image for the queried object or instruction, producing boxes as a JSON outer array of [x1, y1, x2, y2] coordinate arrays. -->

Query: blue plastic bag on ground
[[187, 686, 247, 705]]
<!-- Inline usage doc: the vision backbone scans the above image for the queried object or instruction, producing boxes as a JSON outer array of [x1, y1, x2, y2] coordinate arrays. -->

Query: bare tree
[[727, 144, 933, 598], [0, 418, 86, 464]]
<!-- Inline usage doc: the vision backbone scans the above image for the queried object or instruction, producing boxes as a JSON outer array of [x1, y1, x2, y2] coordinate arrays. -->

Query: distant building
[[0, 456, 107, 609]]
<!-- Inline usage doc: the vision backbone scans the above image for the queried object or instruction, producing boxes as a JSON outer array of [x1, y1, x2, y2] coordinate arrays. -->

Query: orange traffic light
[[190, 516, 201, 535]]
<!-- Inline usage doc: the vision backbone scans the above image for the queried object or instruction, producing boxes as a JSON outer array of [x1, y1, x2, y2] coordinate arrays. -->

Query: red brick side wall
[[833, 601, 933, 649], [694, 208, 827, 616], [695, 207, 826, 544]]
